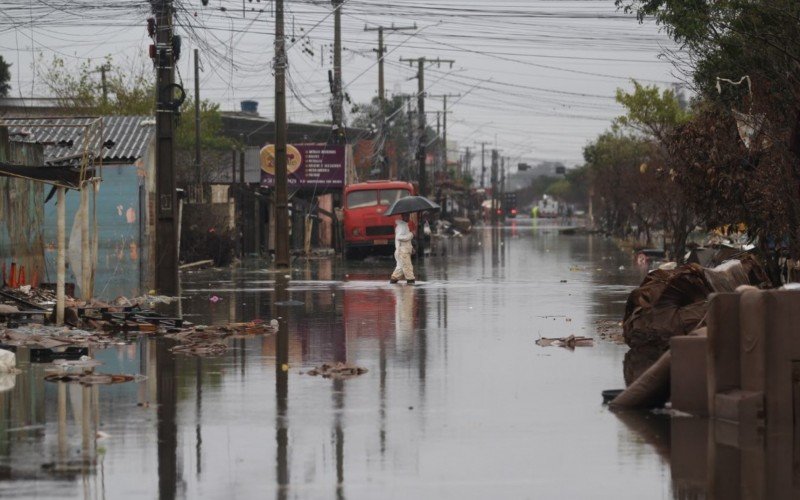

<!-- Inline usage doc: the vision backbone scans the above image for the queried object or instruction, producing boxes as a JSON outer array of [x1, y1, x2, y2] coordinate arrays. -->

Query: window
[[347, 190, 378, 209], [378, 189, 410, 206]]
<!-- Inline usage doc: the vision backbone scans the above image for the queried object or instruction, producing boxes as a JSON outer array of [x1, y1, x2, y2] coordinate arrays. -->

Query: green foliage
[[37, 54, 154, 115], [0, 56, 11, 97], [615, 80, 691, 140], [176, 98, 237, 151], [545, 178, 572, 198]]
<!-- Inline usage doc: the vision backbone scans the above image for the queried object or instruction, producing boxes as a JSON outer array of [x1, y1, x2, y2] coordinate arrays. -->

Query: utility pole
[[476, 141, 489, 188], [274, 0, 289, 268], [364, 24, 416, 177], [152, 0, 178, 294], [436, 111, 441, 171], [99, 64, 109, 107], [464, 147, 472, 180], [330, 0, 344, 144], [428, 93, 460, 177], [500, 156, 506, 220], [491, 149, 499, 227], [364, 24, 417, 104], [194, 48, 201, 185], [399, 57, 454, 197]]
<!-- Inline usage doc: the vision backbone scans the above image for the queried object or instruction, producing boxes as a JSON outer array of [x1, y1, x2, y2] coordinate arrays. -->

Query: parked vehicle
[[504, 192, 518, 218], [342, 180, 416, 258], [537, 194, 561, 218]]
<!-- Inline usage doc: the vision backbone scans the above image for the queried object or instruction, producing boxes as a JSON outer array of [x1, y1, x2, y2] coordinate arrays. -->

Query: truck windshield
[[347, 190, 378, 209], [379, 189, 410, 205]]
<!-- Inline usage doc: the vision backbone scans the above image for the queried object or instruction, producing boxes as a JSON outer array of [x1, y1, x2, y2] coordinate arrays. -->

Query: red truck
[[343, 180, 416, 258]]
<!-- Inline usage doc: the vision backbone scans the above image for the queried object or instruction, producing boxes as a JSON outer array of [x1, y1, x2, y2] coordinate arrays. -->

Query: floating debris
[[169, 342, 228, 357], [535, 335, 594, 348], [44, 373, 136, 385], [305, 362, 368, 380]]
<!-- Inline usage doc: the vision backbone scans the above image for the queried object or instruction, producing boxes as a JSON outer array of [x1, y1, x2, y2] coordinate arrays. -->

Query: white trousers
[[391, 249, 415, 281]]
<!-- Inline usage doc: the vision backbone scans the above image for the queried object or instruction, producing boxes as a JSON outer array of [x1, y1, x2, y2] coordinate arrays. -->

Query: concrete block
[[671, 335, 709, 416], [714, 389, 764, 427], [739, 289, 767, 394], [707, 293, 741, 417]]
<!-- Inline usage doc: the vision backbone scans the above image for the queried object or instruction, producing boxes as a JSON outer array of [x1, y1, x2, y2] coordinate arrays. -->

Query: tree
[[617, 0, 800, 280], [615, 81, 697, 260], [0, 56, 10, 97], [175, 98, 239, 184], [584, 131, 655, 239], [37, 54, 154, 115]]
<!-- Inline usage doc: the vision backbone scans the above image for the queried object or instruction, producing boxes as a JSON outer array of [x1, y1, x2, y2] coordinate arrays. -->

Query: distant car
[[504, 193, 518, 218]]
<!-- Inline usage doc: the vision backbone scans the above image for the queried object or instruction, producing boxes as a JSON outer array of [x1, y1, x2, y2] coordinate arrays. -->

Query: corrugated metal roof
[[2, 116, 154, 163]]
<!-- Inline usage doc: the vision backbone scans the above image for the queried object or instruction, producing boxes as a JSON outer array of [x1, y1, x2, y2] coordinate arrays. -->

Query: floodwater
[[0, 222, 745, 499]]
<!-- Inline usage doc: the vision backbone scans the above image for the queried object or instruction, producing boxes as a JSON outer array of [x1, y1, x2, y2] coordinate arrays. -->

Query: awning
[[0, 161, 92, 189]]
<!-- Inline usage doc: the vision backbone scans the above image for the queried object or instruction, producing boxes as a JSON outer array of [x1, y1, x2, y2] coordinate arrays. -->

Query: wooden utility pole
[[399, 57, 455, 197], [416, 59, 426, 196], [153, 0, 179, 294], [491, 149, 499, 227], [500, 156, 506, 221], [274, 0, 289, 268], [364, 24, 416, 177], [330, 0, 344, 144], [364, 24, 417, 103], [428, 93, 460, 176], [100, 65, 108, 107], [476, 141, 489, 188], [194, 48, 201, 184]]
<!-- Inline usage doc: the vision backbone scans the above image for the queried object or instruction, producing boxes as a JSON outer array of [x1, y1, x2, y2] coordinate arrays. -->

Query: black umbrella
[[384, 195, 441, 216]]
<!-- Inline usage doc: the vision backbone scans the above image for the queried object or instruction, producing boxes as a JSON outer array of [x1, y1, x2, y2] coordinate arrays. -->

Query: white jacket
[[394, 219, 414, 252]]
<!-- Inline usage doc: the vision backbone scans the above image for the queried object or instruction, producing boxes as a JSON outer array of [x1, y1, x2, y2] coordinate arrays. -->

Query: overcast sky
[[1, 0, 685, 169]]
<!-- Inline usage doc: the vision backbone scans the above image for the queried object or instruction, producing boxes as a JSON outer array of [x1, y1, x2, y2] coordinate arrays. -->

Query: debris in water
[[595, 319, 625, 344], [535, 335, 594, 348], [44, 373, 136, 385], [305, 362, 368, 380]]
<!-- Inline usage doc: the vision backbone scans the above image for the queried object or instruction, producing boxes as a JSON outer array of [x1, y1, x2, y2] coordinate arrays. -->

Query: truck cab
[[343, 181, 416, 258]]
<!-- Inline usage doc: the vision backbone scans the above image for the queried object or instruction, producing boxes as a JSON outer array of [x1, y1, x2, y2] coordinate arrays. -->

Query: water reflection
[[614, 410, 800, 499], [275, 274, 290, 500], [0, 231, 710, 498], [157, 337, 178, 500]]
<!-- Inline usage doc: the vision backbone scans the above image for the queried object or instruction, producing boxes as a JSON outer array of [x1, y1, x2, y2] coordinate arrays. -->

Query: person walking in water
[[390, 213, 415, 284]]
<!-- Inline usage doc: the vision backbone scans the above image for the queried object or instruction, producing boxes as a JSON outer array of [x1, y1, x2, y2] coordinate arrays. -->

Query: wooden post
[[80, 186, 91, 300], [56, 187, 66, 325]]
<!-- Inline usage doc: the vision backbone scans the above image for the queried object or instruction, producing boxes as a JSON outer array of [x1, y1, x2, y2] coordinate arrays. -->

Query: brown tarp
[[622, 256, 766, 385]]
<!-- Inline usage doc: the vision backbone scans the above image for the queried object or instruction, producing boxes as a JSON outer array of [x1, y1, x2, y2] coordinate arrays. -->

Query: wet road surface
[[1, 223, 691, 499]]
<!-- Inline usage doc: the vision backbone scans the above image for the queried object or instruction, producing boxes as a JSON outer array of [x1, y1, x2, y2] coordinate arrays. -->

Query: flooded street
[[0, 224, 683, 499]]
